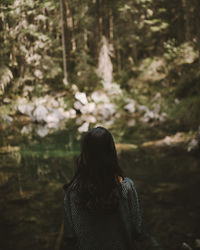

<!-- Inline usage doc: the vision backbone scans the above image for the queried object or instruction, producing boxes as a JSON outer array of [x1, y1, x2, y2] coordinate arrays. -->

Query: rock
[[18, 103, 34, 117], [45, 109, 64, 124], [195, 239, 200, 248], [137, 105, 150, 113], [91, 91, 109, 103], [74, 101, 83, 111], [100, 103, 116, 120], [187, 139, 199, 152], [62, 109, 76, 119], [80, 102, 96, 114], [78, 122, 89, 133], [80, 114, 96, 123], [105, 83, 122, 97], [142, 132, 194, 148], [2, 114, 13, 123], [0, 145, 20, 154], [144, 110, 155, 122], [47, 98, 59, 108], [21, 124, 33, 134], [3, 97, 12, 104], [138, 104, 164, 123], [76, 115, 96, 124], [34, 97, 46, 106], [127, 119, 136, 127], [140, 113, 154, 123], [116, 143, 138, 153], [34, 69, 43, 79], [182, 242, 192, 250], [76, 116, 84, 125], [71, 84, 79, 93], [58, 107, 65, 114], [46, 122, 60, 129], [75, 92, 88, 105], [33, 105, 48, 123], [35, 125, 49, 137], [124, 101, 136, 113]]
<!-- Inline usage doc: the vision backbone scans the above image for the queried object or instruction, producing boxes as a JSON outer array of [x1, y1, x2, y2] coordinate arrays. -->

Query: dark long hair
[[66, 126, 124, 213]]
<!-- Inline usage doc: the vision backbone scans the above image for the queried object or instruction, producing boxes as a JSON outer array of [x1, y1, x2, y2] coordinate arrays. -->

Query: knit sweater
[[63, 177, 144, 250]]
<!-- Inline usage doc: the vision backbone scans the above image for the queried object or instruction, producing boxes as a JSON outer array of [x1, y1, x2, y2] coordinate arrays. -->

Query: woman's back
[[64, 177, 143, 250]]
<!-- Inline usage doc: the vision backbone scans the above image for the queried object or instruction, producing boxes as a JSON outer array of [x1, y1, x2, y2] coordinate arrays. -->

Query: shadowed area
[[0, 123, 200, 250]]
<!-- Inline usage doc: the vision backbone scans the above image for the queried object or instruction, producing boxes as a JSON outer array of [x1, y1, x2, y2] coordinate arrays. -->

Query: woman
[[63, 126, 144, 249]]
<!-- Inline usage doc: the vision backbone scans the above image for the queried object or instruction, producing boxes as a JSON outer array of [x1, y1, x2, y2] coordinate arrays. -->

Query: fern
[[0, 66, 13, 93]]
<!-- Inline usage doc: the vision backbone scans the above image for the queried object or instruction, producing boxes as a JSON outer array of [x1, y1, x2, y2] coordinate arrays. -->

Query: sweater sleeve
[[63, 190, 78, 249], [127, 178, 144, 241]]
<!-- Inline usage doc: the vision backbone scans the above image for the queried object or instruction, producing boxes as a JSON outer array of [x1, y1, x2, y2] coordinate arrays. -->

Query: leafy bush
[[175, 66, 200, 98], [170, 96, 200, 129]]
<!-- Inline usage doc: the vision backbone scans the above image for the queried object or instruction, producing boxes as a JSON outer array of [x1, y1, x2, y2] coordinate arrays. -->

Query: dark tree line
[[0, 0, 200, 95]]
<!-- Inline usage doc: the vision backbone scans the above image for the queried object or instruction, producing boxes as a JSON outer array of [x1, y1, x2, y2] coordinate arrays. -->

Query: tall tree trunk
[[132, 46, 138, 65], [97, 0, 102, 40], [66, 1, 76, 52], [60, 0, 68, 86], [195, 0, 200, 62], [84, 29, 88, 50], [116, 45, 121, 72], [109, 7, 113, 42], [182, 0, 191, 41], [70, 9, 76, 52], [44, 8, 49, 32]]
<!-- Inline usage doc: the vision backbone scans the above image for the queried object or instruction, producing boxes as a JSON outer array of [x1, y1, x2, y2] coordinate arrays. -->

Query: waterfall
[[97, 36, 113, 90]]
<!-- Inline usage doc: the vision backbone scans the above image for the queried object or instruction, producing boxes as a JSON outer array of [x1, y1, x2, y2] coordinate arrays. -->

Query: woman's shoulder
[[122, 176, 135, 186], [121, 177, 137, 194], [63, 178, 79, 196], [63, 180, 79, 207]]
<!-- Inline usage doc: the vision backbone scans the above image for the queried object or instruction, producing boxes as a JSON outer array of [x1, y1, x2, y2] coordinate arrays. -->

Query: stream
[[0, 121, 200, 250]]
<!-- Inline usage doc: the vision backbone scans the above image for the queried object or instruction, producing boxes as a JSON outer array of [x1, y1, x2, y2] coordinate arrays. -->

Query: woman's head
[[80, 126, 120, 179], [72, 126, 123, 212]]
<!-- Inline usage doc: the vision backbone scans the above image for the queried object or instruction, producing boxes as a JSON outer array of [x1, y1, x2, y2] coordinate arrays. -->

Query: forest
[[1, 0, 200, 131], [0, 0, 200, 249]]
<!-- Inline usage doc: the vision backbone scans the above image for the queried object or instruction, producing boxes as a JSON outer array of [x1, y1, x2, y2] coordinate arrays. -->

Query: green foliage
[[175, 65, 200, 99], [170, 96, 200, 129], [164, 40, 198, 65], [73, 50, 100, 93], [163, 39, 180, 61], [114, 70, 130, 90], [0, 66, 13, 94], [0, 0, 62, 95], [163, 57, 200, 130]]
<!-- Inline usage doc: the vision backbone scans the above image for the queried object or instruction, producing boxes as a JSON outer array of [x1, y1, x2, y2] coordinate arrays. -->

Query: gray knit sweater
[[63, 177, 144, 250]]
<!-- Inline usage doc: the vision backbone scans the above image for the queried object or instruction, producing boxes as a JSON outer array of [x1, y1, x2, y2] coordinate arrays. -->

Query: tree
[[60, 0, 68, 86]]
